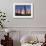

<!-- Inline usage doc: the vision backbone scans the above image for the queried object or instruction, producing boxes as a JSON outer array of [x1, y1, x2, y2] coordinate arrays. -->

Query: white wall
[[0, 0, 46, 27]]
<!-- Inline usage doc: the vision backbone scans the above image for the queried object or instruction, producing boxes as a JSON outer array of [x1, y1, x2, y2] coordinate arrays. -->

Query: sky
[[15, 5, 31, 10]]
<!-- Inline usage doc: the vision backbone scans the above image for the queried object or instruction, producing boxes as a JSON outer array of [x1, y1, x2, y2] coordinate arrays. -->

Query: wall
[[0, 0, 46, 27]]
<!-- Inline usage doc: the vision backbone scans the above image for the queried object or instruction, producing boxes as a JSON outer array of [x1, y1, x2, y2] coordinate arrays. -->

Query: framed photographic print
[[13, 3, 33, 18]]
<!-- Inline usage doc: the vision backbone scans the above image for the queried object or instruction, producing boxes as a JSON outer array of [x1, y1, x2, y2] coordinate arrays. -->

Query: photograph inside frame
[[15, 5, 31, 16]]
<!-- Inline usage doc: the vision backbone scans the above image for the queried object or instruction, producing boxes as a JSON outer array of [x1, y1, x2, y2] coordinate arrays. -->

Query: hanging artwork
[[13, 3, 33, 18]]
